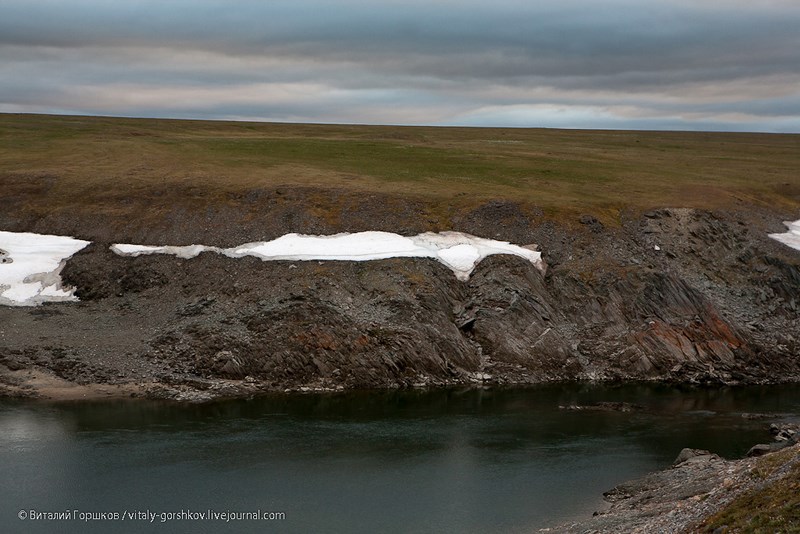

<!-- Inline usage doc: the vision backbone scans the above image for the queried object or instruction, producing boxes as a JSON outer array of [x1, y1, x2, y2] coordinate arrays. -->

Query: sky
[[2, 0, 800, 132]]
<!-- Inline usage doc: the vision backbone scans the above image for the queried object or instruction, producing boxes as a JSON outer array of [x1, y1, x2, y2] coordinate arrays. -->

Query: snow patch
[[111, 231, 545, 281], [0, 231, 90, 306], [0, 229, 545, 307], [768, 219, 800, 252], [109, 243, 215, 259]]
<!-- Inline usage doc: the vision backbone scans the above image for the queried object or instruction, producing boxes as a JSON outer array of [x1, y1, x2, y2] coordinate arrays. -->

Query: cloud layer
[[2, 0, 800, 131]]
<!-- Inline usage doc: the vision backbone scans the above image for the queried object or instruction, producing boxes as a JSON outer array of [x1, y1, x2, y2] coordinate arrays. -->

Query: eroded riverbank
[[2, 203, 800, 401]]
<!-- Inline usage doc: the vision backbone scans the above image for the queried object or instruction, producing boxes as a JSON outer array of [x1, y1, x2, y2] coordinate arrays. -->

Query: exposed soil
[[1, 187, 798, 401]]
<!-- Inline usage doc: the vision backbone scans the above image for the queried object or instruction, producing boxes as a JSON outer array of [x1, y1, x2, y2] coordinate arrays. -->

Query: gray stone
[[746, 444, 773, 457], [673, 448, 712, 465]]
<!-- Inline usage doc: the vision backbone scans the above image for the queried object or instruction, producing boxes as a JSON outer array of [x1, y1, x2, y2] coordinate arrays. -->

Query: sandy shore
[[0, 368, 157, 401]]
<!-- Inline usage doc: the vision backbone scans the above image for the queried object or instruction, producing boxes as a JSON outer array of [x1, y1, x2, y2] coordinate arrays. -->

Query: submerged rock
[[559, 402, 644, 413]]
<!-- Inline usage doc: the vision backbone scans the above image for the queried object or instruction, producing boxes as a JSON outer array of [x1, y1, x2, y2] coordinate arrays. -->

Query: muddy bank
[[1, 190, 799, 400]]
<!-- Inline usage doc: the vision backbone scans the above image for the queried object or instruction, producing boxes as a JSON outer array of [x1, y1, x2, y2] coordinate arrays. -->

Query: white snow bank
[[110, 243, 213, 259], [0, 231, 90, 306], [111, 231, 545, 280], [768, 219, 800, 252]]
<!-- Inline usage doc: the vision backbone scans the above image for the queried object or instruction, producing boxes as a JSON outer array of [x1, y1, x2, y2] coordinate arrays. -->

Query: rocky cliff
[[1, 188, 799, 400]]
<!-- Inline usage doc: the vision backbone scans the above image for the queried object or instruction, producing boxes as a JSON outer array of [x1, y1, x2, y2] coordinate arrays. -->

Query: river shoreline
[[5, 368, 800, 404], [548, 438, 800, 533]]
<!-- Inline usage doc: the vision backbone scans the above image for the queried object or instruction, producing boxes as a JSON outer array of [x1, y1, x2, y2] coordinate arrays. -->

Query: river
[[2, 384, 799, 533]]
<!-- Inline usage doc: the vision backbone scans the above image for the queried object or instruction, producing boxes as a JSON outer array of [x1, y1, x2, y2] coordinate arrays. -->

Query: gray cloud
[[1, 0, 799, 130]]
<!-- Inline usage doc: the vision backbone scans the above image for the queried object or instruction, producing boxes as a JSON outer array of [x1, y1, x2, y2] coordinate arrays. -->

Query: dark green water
[[2, 384, 799, 533]]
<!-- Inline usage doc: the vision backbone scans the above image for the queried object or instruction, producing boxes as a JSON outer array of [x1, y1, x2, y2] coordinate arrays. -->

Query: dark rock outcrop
[[1, 198, 799, 399]]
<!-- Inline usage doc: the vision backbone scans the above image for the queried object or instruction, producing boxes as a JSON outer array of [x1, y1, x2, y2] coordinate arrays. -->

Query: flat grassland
[[2, 113, 799, 224]]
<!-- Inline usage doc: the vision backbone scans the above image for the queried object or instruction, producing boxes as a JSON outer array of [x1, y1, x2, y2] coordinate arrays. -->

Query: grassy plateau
[[1, 113, 799, 226]]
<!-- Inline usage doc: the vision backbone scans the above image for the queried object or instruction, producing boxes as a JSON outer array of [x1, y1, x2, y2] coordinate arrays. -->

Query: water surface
[[2, 384, 799, 533]]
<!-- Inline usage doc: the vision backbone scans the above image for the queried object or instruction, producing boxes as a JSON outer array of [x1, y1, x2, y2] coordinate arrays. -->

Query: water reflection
[[0, 411, 72, 446]]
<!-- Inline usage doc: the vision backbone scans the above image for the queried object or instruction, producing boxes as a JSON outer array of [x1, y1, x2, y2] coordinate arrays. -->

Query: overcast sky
[[2, 0, 800, 131]]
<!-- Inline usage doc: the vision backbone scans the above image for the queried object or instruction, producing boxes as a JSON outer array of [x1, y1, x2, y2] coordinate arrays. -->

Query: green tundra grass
[[1, 113, 799, 224], [699, 446, 800, 533]]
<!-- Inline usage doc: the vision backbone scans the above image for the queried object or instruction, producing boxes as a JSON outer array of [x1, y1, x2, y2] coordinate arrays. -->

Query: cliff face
[[0, 192, 799, 399]]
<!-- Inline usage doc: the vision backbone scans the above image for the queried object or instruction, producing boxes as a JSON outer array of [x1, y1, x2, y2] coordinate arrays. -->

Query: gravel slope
[[1, 191, 798, 400]]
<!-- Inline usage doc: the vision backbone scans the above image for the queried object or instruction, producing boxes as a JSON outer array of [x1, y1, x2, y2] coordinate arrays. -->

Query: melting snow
[[768, 219, 800, 252], [0, 231, 90, 306], [111, 231, 545, 281], [1, 229, 545, 307], [4, 219, 796, 308], [110, 243, 210, 259]]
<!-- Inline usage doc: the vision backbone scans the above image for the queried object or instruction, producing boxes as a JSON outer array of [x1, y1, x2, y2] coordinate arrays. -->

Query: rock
[[746, 444, 773, 457], [742, 424, 800, 459], [740, 413, 773, 419], [768, 423, 799, 443], [579, 214, 604, 233], [203, 350, 245, 378], [179, 297, 215, 317], [457, 315, 476, 332], [644, 210, 664, 219], [770, 422, 798, 435], [674, 448, 713, 465], [560, 402, 643, 413], [471, 372, 492, 381]]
